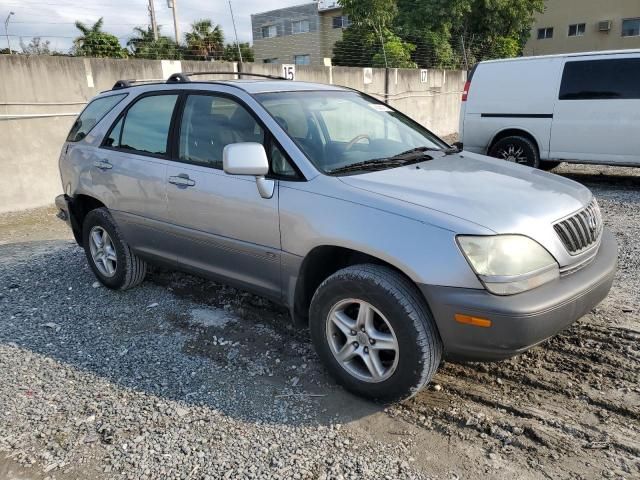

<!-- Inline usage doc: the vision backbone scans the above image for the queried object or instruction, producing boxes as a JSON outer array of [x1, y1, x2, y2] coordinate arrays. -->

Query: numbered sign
[[282, 64, 296, 81], [420, 69, 428, 83]]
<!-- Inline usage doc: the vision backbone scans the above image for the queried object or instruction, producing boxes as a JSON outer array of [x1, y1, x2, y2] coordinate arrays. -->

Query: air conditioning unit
[[598, 20, 611, 32]]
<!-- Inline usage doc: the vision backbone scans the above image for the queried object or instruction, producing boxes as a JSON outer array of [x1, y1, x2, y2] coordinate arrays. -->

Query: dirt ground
[[0, 163, 638, 480]]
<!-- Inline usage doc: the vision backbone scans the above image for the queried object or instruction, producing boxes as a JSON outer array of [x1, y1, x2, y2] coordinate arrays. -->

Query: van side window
[[67, 93, 126, 142], [559, 59, 640, 100], [116, 94, 179, 156], [178, 94, 264, 169]]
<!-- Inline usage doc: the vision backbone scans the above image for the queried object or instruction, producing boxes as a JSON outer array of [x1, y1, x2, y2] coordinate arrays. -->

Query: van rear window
[[67, 93, 127, 142], [559, 58, 640, 100]]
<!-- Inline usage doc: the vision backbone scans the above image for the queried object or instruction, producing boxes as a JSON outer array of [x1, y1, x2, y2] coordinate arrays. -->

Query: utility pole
[[168, 0, 180, 44], [228, 0, 243, 63], [148, 0, 158, 41], [4, 11, 14, 54]]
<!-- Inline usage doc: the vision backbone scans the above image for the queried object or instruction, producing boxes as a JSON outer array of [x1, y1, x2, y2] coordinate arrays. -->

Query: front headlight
[[457, 235, 559, 295]]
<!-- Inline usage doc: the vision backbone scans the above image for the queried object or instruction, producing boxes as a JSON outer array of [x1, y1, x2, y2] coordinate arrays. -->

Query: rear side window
[[67, 93, 126, 142], [117, 94, 179, 156], [559, 58, 640, 100]]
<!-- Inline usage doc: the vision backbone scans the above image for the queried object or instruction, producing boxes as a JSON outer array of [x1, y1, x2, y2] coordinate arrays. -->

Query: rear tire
[[489, 135, 539, 168], [82, 208, 147, 290], [309, 264, 442, 403]]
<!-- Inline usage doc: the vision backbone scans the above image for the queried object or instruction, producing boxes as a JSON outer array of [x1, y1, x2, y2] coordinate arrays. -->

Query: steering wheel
[[345, 134, 370, 151]]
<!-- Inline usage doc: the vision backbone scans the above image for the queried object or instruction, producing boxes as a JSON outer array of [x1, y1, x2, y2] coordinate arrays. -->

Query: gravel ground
[[0, 163, 638, 480]]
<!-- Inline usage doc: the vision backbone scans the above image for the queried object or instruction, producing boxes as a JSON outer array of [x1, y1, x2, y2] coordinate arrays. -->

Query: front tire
[[309, 264, 442, 402], [489, 135, 539, 168], [82, 208, 147, 290]]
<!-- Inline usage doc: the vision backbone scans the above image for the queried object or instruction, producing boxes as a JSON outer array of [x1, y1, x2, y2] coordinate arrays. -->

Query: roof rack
[[112, 78, 164, 90], [166, 71, 288, 83]]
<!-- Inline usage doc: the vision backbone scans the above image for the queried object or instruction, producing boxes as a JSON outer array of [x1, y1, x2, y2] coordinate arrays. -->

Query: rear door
[[550, 55, 640, 164], [97, 92, 180, 263], [164, 92, 283, 300]]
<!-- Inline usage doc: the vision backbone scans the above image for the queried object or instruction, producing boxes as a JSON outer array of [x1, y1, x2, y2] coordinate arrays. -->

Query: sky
[[0, 0, 308, 52]]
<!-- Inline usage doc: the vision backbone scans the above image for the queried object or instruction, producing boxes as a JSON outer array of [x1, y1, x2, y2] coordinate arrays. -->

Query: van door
[[550, 56, 640, 165], [165, 92, 282, 301]]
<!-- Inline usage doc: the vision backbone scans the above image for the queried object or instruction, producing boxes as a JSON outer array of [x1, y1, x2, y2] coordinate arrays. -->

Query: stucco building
[[250, 1, 349, 66], [524, 0, 640, 55]]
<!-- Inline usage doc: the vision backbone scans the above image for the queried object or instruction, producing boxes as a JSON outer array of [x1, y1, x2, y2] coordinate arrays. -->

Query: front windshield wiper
[[328, 145, 457, 175]]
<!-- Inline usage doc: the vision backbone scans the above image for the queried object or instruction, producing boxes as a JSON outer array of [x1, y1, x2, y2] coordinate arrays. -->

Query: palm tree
[[73, 17, 126, 58], [127, 26, 180, 59], [184, 19, 224, 60]]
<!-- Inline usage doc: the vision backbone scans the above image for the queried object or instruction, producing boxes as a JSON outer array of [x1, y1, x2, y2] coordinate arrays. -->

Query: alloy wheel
[[326, 299, 399, 383], [89, 226, 117, 277]]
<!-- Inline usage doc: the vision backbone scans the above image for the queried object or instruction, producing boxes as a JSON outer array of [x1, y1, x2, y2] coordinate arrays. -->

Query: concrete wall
[[0, 55, 465, 213], [524, 0, 640, 56]]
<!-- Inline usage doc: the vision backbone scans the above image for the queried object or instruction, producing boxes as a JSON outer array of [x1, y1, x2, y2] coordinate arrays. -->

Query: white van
[[459, 49, 640, 169]]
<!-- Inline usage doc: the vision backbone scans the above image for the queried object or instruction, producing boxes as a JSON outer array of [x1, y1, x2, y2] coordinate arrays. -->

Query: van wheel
[[489, 136, 539, 168], [82, 208, 147, 290], [309, 264, 442, 403]]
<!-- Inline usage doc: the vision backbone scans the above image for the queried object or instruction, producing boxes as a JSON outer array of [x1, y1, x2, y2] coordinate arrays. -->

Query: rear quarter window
[[67, 93, 127, 142], [559, 58, 640, 100]]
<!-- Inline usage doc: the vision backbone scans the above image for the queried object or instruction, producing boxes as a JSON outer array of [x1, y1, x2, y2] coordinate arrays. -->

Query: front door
[[165, 93, 282, 300]]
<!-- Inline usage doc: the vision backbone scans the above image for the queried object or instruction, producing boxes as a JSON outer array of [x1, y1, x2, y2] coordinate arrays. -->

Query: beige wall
[[524, 0, 640, 55]]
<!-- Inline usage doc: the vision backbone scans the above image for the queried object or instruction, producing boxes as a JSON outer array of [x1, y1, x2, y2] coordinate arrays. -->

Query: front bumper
[[420, 228, 617, 361]]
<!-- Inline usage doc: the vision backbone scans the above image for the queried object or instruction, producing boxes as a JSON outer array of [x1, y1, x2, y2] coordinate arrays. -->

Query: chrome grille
[[553, 199, 602, 255]]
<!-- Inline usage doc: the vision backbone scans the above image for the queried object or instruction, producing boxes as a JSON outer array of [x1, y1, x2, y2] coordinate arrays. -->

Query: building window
[[292, 20, 310, 34], [294, 54, 310, 65], [537, 27, 554, 39], [332, 15, 351, 29], [568, 23, 586, 37], [263, 58, 278, 64], [261, 25, 277, 39], [622, 18, 640, 37]]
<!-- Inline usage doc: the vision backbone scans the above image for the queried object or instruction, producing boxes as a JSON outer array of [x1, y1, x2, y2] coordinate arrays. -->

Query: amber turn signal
[[454, 313, 492, 328]]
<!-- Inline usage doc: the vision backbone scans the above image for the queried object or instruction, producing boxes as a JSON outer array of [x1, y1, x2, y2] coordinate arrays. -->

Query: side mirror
[[223, 142, 274, 199]]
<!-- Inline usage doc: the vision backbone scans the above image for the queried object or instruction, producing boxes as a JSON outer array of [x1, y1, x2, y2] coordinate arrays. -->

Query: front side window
[[257, 91, 447, 175], [559, 58, 640, 100], [294, 54, 310, 65], [568, 23, 586, 37], [67, 93, 126, 142], [178, 94, 264, 169], [116, 94, 178, 156], [292, 20, 310, 34], [537, 27, 554, 39], [622, 18, 640, 37], [261, 25, 277, 38]]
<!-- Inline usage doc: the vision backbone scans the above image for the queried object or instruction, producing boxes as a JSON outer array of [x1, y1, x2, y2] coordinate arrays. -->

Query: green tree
[[73, 18, 126, 58], [127, 26, 181, 60], [337, 0, 415, 67], [184, 19, 224, 60], [222, 42, 254, 62]]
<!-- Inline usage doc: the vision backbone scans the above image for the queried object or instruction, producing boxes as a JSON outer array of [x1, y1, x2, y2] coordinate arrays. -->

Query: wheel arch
[[488, 128, 541, 158], [68, 194, 107, 246], [289, 245, 424, 326]]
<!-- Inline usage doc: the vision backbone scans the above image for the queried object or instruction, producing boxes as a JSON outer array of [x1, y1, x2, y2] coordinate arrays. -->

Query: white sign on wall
[[282, 64, 296, 81], [363, 67, 373, 85], [420, 69, 428, 84]]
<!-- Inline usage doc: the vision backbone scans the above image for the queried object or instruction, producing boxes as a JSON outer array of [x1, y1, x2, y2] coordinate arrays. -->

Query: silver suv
[[56, 74, 617, 402]]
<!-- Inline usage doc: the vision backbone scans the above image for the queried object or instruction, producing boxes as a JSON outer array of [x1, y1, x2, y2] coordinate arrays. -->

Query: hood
[[338, 152, 592, 234]]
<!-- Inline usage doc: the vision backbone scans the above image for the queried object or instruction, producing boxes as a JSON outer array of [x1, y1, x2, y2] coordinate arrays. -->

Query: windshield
[[255, 91, 449, 174]]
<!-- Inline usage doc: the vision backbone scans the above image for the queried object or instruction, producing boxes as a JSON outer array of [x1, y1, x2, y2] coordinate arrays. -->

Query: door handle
[[93, 160, 112, 170], [168, 174, 196, 187]]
